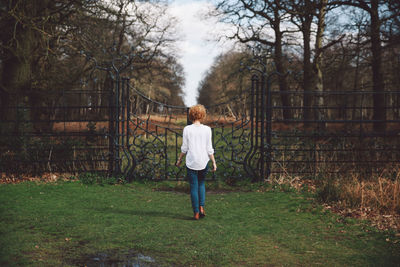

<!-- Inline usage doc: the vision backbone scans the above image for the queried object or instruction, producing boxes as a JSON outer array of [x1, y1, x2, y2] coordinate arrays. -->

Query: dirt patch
[[71, 250, 158, 267]]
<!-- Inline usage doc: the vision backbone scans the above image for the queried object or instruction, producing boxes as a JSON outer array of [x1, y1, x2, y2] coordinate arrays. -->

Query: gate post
[[124, 78, 134, 179], [114, 77, 121, 174], [244, 74, 258, 179], [260, 73, 266, 180], [108, 75, 123, 176], [245, 64, 274, 182], [265, 76, 272, 181], [108, 78, 115, 176]]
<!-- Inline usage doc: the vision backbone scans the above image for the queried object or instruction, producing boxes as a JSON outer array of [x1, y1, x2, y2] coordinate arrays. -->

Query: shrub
[[316, 178, 342, 203]]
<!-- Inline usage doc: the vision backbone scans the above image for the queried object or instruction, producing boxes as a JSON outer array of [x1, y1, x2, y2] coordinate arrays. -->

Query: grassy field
[[0, 180, 399, 266]]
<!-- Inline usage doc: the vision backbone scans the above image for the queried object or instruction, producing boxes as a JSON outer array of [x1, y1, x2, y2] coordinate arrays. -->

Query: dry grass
[[341, 173, 400, 214], [52, 122, 109, 132], [266, 165, 400, 231], [51, 116, 400, 134], [0, 173, 74, 184], [316, 172, 400, 232]]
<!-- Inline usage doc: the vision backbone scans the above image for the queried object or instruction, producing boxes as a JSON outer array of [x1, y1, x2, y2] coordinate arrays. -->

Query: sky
[[168, 0, 235, 107]]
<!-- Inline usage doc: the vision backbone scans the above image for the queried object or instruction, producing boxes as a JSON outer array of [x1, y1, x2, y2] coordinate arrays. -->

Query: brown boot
[[199, 206, 206, 218], [193, 212, 200, 220]]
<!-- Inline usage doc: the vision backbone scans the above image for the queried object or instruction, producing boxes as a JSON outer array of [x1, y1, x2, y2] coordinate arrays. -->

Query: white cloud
[[168, 0, 235, 106]]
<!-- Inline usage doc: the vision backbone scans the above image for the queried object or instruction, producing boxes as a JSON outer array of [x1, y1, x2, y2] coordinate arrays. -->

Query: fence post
[[120, 79, 126, 174], [114, 77, 121, 175], [165, 127, 168, 180], [244, 74, 258, 179], [260, 73, 266, 181], [108, 79, 115, 176], [254, 74, 260, 180], [266, 76, 272, 181]]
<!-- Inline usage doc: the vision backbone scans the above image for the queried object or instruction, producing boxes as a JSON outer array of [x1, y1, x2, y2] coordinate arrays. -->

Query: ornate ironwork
[[112, 58, 276, 181], [1, 47, 399, 181]]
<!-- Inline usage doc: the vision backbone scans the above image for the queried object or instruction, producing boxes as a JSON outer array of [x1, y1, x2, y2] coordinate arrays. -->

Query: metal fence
[[0, 84, 114, 176], [265, 89, 400, 180], [1, 64, 399, 181]]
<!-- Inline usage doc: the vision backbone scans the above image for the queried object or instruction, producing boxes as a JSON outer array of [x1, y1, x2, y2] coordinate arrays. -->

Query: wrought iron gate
[[109, 71, 274, 181], [3, 54, 398, 180], [110, 69, 400, 182]]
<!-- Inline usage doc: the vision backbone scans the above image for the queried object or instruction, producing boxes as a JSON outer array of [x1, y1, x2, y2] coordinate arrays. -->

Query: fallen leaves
[[0, 173, 74, 184], [323, 203, 400, 233], [267, 177, 317, 192]]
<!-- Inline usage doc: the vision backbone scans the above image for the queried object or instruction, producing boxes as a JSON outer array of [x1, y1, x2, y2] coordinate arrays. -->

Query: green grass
[[1, 181, 399, 266]]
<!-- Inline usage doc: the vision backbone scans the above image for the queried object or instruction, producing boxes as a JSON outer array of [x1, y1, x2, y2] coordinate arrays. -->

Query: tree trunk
[[370, 0, 386, 132], [273, 15, 292, 121], [1, 1, 50, 133], [314, 0, 327, 130], [1, 28, 35, 134], [352, 28, 362, 121], [302, 14, 314, 125]]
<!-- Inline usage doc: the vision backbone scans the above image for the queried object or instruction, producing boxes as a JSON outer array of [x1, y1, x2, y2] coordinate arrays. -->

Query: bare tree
[[313, 0, 328, 128], [0, 0, 183, 131], [331, 0, 400, 131], [214, 0, 294, 120]]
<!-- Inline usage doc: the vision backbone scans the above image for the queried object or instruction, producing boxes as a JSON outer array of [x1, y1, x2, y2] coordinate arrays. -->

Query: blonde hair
[[189, 104, 206, 122]]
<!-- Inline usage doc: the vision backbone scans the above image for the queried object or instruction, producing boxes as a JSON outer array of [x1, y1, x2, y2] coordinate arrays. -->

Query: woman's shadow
[[94, 206, 194, 221]]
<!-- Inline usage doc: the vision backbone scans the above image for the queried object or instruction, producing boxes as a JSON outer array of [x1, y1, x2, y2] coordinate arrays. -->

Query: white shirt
[[181, 124, 214, 170]]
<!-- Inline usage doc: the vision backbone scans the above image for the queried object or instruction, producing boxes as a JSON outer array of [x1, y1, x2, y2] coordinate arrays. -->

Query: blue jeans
[[187, 166, 208, 213]]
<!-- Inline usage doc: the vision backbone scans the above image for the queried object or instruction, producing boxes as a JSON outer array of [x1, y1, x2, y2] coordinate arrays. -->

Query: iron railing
[[1, 58, 399, 181], [266, 89, 400, 180], [0, 87, 114, 175]]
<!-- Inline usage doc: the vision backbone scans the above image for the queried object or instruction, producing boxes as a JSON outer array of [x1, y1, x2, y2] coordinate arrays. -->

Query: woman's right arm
[[209, 154, 217, 172], [207, 127, 216, 172]]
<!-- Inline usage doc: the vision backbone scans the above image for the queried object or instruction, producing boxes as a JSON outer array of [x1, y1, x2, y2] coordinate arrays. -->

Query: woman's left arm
[[176, 127, 188, 167], [176, 152, 186, 167], [209, 154, 217, 172]]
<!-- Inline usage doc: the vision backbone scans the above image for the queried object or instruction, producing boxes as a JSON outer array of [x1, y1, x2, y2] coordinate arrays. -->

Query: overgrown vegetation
[[316, 173, 400, 215]]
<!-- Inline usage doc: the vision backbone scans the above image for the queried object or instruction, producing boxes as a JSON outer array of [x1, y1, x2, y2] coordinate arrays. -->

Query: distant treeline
[[198, 0, 400, 131], [0, 0, 185, 133]]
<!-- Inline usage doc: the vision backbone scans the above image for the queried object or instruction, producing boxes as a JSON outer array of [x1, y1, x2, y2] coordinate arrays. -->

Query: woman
[[176, 104, 217, 220]]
